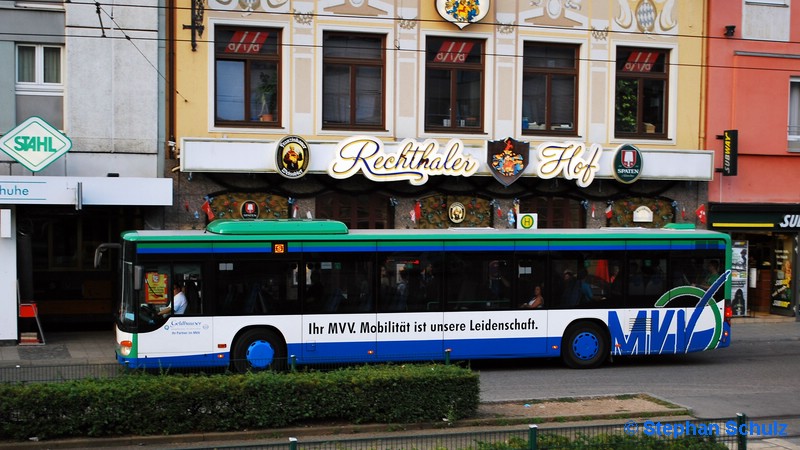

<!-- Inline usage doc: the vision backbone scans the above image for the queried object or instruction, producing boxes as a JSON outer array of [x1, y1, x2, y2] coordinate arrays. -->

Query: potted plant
[[257, 71, 276, 122]]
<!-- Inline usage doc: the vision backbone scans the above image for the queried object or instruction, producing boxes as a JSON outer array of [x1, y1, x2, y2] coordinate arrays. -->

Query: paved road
[[478, 321, 800, 419], [2, 318, 800, 449]]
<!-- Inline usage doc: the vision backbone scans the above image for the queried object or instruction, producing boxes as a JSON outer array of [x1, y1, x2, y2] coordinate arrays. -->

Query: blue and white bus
[[114, 220, 732, 371]]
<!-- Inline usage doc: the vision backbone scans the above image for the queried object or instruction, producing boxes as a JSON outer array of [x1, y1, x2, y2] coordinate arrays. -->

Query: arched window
[[519, 197, 585, 228], [316, 193, 393, 229]]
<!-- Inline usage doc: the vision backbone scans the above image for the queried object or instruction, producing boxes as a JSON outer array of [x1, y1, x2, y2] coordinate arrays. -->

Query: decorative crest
[[435, 0, 489, 29]]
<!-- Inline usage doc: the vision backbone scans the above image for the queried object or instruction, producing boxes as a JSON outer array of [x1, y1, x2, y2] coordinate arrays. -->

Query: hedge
[[0, 364, 479, 441]]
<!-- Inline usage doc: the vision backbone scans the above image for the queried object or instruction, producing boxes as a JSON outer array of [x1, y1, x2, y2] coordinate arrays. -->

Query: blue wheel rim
[[246, 339, 275, 369], [572, 331, 599, 361]]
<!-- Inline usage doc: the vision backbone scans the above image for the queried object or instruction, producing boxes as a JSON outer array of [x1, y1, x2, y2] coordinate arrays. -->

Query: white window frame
[[15, 44, 64, 94], [609, 42, 678, 144]]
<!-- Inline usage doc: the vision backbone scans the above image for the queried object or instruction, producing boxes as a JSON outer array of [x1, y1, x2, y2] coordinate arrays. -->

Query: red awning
[[225, 31, 269, 54], [623, 51, 658, 72], [434, 40, 475, 63]]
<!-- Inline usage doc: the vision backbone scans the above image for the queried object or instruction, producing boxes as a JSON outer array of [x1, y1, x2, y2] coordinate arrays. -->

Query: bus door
[[302, 251, 377, 364], [136, 263, 214, 361], [375, 250, 445, 362]]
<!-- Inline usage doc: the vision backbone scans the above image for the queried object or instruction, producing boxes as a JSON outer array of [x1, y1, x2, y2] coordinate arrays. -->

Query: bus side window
[[184, 279, 201, 315]]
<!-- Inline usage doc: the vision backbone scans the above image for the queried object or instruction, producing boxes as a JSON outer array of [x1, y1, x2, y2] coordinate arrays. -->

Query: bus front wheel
[[232, 329, 287, 373], [561, 322, 608, 369]]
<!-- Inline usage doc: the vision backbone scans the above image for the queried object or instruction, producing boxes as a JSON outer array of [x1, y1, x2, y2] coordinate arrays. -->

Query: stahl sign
[[0, 117, 72, 172]]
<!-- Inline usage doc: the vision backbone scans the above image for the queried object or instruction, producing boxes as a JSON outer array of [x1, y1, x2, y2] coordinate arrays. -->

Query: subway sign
[[723, 130, 738, 176], [0, 117, 72, 172]]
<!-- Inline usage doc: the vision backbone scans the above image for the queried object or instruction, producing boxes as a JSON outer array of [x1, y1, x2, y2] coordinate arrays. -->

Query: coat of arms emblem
[[436, 0, 489, 29], [487, 137, 529, 187]]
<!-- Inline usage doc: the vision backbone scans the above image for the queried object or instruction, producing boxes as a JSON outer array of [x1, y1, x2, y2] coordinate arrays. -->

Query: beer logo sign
[[240, 200, 259, 219], [436, 0, 489, 29], [276, 135, 309, 180], [612, 143, 643, 184], [448, 202, 466, 224]]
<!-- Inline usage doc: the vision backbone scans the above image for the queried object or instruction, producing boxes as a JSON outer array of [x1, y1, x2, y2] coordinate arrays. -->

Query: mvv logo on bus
[[608, 271, 731, 355]]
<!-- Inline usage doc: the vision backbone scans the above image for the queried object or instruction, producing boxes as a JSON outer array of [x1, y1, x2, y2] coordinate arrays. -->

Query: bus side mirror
[[94, 243, 121, 268], [134, 265, 143, 291]]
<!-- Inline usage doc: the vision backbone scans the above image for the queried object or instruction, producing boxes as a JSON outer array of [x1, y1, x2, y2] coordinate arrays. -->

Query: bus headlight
[[119, 340, 133, 357]]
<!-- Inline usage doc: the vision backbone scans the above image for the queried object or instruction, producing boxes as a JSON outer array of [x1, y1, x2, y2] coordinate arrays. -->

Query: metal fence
[[176, 416, 746, 449], [0, 362, 127, 383], [0, 355, 464, 383]]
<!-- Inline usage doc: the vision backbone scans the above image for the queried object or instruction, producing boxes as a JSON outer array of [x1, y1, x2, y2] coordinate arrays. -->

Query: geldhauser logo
[[608, 270, 731, 355]]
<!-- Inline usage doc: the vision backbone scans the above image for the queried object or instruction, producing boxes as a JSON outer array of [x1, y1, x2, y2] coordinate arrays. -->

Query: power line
[[94, 4, 188, 101], [2, 28, 799, 76], [5, 0, 800, 46]]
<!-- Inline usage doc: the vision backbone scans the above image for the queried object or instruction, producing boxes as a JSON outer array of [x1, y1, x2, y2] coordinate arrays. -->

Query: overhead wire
[[3, 0, 799, 102]]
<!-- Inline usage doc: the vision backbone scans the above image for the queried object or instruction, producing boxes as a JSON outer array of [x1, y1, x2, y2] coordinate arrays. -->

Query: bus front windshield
[[118, 262, 172, 332], [117, 261, 138, 331]]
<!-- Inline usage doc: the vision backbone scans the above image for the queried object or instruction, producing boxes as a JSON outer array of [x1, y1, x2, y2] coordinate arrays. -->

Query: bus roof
[[121, 219, 730, 245]]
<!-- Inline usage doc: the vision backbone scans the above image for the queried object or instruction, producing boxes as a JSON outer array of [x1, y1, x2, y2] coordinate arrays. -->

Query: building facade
[[705, 0, 800, 317], [169, 0, 714, 241], [0, 0, 172, 342]]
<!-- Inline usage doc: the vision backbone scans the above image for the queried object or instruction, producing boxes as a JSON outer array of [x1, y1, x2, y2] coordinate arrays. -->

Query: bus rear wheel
[[561, 322, 608, 369], [232, 329, 286, 373]]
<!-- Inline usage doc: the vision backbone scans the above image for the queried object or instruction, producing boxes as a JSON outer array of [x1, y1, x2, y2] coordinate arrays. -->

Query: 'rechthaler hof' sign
[[327, 136, 605, 187], [328, 136, 479, 186]]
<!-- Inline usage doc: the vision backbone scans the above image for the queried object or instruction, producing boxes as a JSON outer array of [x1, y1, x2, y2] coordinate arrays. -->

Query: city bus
[[113, 219, 732, 371]]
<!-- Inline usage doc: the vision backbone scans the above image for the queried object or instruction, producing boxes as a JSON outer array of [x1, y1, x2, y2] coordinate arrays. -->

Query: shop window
[[316, 192, 393, 229], [424, 37, 484, 133], [522, 43, 578, 135], [518, 197, 584, 228], [322, 32, 385, 130], [214, 27, 281, 126], [614, 47, 668, 138]]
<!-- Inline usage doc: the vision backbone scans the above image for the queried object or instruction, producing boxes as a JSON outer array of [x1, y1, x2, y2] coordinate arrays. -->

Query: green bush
[[0, 364, 479, 441]]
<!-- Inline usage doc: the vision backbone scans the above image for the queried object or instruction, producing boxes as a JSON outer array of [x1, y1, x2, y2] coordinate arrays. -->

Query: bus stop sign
[[0, 117, 72, 172]]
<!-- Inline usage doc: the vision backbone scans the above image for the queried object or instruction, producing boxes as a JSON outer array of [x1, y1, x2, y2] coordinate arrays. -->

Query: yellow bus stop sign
[[517, 213, 538, 230]]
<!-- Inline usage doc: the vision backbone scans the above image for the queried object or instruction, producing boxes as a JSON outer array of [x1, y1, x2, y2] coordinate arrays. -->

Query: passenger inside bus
[[520, 285, 544, 309]]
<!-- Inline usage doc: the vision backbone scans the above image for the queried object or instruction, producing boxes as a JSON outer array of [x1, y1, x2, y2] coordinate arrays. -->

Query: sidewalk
[[0, 330, 116, 367]]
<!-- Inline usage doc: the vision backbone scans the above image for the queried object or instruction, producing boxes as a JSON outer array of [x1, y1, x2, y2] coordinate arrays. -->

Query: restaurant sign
[[535, 141, 602, 188], [328, 136, 479, 186]]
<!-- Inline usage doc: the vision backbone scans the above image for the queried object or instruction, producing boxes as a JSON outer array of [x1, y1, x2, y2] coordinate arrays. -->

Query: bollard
[[290, 354, 296, 372], [528, 424, 538, 450], [737, 413, 747, 450], [445, 348, 451, 365], [289, 437, 297, 450]]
